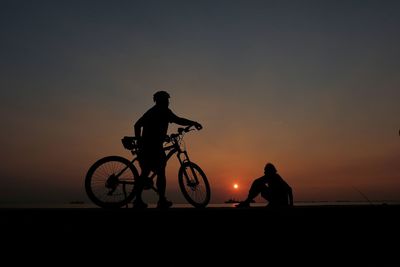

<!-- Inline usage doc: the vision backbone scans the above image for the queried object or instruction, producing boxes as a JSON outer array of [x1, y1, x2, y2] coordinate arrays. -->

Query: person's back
[[139, 104, 174, 147]]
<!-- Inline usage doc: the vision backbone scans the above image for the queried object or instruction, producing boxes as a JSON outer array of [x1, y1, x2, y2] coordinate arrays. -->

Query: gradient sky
[[1, 0, 399, 206]]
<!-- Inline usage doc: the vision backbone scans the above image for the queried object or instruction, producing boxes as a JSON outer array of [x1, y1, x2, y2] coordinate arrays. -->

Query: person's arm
[[169, 111, 202, 130], [134, 116, 144, 138]]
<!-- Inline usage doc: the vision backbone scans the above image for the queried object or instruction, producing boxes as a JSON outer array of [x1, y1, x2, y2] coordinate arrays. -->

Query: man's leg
[[132, 165, 150, 208], [236, 178, 266, 207], [156, 166, 166, 200], [246, 178, 267, 202], [156, 157, 172, 208], [260, 187, 272, 206]]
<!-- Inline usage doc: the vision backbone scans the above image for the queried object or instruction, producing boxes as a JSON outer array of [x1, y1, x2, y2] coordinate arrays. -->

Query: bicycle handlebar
[[167, 125, 201, 142], [178, 125, 194, 134]]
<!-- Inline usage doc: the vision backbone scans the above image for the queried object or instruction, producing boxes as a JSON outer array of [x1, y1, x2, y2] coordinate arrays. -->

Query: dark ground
[[1, 205, 399, 265]]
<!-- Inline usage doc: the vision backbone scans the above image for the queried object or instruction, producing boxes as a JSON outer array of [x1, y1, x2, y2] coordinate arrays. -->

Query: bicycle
[[85, 125, 211, 208]]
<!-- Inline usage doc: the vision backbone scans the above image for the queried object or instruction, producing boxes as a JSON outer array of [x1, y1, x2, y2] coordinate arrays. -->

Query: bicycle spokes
[[178, 162, 210, 208], [86, 156, 137, 207]]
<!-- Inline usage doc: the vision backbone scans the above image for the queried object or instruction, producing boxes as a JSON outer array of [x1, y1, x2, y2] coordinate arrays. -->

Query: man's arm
[[170, 112, 202, 130], [134, 117, 144, 138]]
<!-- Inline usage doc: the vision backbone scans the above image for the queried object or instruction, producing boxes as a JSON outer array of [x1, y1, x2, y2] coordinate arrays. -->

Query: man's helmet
[[153, 91, 170, 102]]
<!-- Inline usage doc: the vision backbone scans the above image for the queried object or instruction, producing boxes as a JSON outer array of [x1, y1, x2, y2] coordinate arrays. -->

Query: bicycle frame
[[115, 131, 200, 198]]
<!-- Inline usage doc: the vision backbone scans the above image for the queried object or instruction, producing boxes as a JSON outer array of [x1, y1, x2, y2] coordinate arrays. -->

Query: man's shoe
[[157, 199, 173, 209]]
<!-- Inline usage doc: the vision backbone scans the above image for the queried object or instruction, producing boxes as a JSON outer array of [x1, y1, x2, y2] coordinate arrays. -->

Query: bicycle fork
[[178, 151, 199, 186]]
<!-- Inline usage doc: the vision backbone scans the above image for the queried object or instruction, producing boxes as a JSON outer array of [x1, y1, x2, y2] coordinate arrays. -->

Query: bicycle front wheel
[[178, 162, 211, 208], [85, 156, 139, 208]]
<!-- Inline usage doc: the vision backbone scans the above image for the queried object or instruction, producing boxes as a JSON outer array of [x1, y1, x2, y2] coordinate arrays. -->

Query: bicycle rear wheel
[[178, 162, 211, 208], [85, 156, 139, 208]]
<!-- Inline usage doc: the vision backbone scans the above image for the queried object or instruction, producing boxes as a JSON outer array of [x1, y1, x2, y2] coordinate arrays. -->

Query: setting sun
[[233, 184, 239, 189]]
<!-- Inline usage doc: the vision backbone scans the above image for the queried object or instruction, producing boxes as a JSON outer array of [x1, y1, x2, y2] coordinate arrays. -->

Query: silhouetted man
[[236, 163, 293, 208], [133, 91, 202, 209]]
